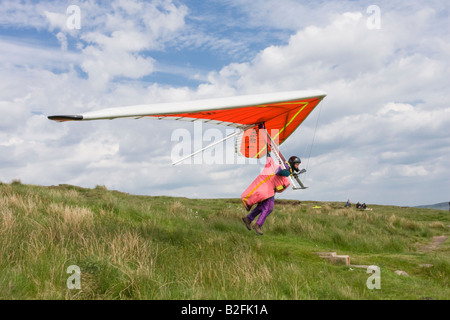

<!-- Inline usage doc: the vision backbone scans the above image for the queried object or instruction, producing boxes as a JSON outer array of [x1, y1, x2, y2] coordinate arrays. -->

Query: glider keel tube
[[48, 115, 83, 122]]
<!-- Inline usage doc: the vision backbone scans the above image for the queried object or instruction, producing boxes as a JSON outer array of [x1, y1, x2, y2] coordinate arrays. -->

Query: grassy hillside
[[0, 182, 449, 300]]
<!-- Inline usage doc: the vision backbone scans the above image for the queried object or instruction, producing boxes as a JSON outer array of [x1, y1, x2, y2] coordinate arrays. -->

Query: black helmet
[[288, 156, 301, 171]]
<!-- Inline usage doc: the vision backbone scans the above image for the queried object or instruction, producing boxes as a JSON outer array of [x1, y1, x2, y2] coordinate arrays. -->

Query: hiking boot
[[242, 217, 251, 231], [253, 223, 263, 236]]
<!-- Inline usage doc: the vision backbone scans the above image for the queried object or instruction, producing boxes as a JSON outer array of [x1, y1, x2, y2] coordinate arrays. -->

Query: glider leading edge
[[48, 90, 326, 190]]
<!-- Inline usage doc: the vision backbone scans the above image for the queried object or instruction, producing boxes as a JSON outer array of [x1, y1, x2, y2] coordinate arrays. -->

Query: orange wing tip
[[48, 115, 83, 122]]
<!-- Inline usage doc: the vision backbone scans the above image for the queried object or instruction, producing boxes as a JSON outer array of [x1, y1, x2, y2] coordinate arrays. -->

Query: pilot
[[241, 154, 301, 235]]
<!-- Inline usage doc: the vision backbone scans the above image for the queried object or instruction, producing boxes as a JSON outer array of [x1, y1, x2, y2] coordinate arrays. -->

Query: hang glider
[[48, 90, 326, 188]]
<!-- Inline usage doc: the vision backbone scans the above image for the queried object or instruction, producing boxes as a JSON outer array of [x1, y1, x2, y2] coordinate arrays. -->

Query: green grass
[[0, 182, 449, 299]]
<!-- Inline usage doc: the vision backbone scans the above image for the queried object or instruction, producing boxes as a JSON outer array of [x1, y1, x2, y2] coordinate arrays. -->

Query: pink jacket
[[241, 157, 290, 211]]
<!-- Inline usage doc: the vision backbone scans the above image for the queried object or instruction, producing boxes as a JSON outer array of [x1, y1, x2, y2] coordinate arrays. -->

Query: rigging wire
[[302, 99, 325, 183]]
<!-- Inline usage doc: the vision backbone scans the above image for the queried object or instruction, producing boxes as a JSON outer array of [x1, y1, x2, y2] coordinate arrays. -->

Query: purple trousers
[[246, 196, 275, 226]]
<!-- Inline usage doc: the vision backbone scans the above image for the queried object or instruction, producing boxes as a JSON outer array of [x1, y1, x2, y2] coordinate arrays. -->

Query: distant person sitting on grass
[[356, 202, 368, 210], [345, 199, 351, 208]]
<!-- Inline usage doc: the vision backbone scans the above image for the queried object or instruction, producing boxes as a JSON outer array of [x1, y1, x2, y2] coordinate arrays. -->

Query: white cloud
[[0, 37, 80, 72], [56, 32, 68, 51], [77, 1, 186, 88], [43, 10, 67, 31], [80, 43, 155, 89], [0, 1, 60, 29]]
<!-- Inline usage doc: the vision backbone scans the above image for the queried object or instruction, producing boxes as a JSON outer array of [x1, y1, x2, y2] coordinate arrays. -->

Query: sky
[[0, 0, 449, 207]]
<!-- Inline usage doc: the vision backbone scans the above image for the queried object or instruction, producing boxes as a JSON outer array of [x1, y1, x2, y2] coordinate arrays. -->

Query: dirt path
[[419, 235, 448, 253]]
